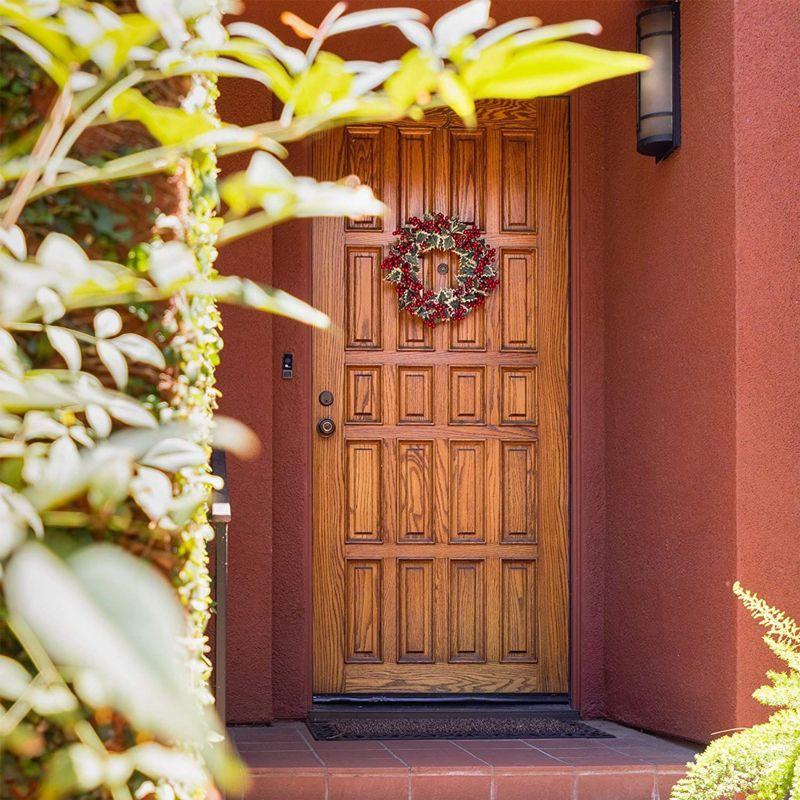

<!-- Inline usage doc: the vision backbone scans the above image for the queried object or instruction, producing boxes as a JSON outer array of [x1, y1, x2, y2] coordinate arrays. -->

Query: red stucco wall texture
[[732, 0, 800, 726], [216, 78, 275, 723], [216, 0, 799, 742], [600, 0, 739, 741]]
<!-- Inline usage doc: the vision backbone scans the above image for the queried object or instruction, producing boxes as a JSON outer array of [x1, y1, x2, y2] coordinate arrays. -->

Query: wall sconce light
[[636, 2, 680, 162]]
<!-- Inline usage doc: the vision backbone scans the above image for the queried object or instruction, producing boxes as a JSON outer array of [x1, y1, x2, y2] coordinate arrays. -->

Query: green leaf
[[0, 655, 32, 700], [108, 88, 217, 146], [0, 26, 70, 86], [462, 40, 651, 99], [188, 276, 330, 329], [292, 52, 354, 117], [45, 326, 81, 373], [111, 333, 166, 369], [385, 48, 437, 108], [220, 38, 294, 99], [95, 340, 127, 389], [432, 0, 490, 54], [4, 542, 245, 791], [437, 69, 475, 125], [329, 8, 428, 36], [226, 21, 306, 74], [219, 151, 385, 223]]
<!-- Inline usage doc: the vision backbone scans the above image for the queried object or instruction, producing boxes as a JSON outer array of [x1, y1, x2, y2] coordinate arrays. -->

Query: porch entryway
[[229, 720, 697, 799]]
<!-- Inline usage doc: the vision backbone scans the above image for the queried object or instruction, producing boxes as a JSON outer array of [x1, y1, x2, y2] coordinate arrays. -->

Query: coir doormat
[[306, 716, 613, 741]]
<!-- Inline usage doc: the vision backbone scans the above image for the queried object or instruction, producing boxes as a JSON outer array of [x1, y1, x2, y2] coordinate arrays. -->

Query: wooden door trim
[[311, 98, 572, 700]]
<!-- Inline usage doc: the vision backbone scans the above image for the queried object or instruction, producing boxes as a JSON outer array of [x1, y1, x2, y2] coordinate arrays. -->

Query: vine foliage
[[0, 1, 649, 798]]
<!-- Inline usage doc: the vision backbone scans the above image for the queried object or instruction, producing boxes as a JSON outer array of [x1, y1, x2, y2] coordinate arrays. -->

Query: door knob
[[317, 418, 336, 437]]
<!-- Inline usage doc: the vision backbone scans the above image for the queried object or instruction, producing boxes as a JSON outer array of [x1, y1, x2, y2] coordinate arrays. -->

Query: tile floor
[[228, 719, 698, 799]]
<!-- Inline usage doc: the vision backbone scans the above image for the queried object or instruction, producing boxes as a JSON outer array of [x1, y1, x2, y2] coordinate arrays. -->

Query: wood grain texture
[[346, 440, 382, 542], [312, 99, 568, 695], [345, 559, 382, 663]]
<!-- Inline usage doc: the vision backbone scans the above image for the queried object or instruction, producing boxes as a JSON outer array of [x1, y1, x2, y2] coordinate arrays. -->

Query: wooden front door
[[312, 99, 568, 695]]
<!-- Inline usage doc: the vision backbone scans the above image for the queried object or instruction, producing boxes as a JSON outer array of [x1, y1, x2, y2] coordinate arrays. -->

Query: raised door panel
[[397, 440, 434, 543], [500, 560, 537, 663], [346, 365, 382, 424], [501, 441, 536, 543], [450, 305, 486, 351], [397, 559, 435, 663], [396, 128, 434, 350], [449, 560, 486, 663], [345, 560, 382, 663], [449, 440, 486, 543], [344, 127, 383, 231], [449, 366, 486, 425], [449, 129, 485, 227], [501, 249, 537, 351], [346, 247, 382, 349], [398, 128, 433, 221], [346, 440, 382, 543], [500, 130, 537, 233], [501, 367, 538, 425], [398, 366, 434, 424]]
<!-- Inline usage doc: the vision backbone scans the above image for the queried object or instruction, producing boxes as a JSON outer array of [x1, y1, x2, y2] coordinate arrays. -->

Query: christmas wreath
[[381, 213, 499, 326]]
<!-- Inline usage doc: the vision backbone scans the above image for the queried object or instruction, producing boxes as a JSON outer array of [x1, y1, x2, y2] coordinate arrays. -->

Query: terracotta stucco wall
[[216, 78, 275, 723], [600, 0, 739, 742], [601, 0, 800, 743], [732, 0, 800, 726]]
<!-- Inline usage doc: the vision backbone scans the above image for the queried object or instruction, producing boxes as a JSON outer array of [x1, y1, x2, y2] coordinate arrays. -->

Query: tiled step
[[228, 720, 696, 800]]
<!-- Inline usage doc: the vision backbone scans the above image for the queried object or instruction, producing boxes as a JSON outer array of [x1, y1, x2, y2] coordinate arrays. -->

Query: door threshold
[[310, 695, 577, 720]]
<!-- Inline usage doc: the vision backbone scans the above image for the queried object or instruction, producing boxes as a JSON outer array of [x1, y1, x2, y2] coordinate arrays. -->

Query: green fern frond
[[755, 671, 800, 709], [734, 582, 800, 651], [763, 635, 800, 675]]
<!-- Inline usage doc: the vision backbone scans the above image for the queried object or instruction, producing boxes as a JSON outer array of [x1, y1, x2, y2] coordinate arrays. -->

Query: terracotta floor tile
[[234, 731, 310, 743], [231, 731, 306, 746], [609, 744, 694, 757], [236, 740, 311, 752], [456, 739, 531, 750], [494, 771, 575, 800], [463, 750, 564, 768], [396, 751, 490, 768], [555, 754, 650, 767], [522, 738, 617, 749], [411, 774, 492, 800], [243, 751, 323, 770], [244, 773, 326, 800], [576, 770, 656, 800], [329, 773, 410, 800], [310, 740, 390, 752], [317, 754, 407, 768], [656, 769, 688, 799], [531, 748, 620, 762], [383, 741, 467, 751]]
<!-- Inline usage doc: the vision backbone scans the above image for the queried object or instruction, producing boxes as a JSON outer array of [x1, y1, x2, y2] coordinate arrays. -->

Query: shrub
[[672, 583, 800, 800]]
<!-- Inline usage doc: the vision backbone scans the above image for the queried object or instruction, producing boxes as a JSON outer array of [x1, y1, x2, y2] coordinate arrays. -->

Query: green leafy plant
[[672, 583, 800, 800], [0, 1, 649, 798]]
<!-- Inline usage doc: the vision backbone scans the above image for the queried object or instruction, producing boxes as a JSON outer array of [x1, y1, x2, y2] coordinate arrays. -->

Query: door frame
[[304, 95, 587, 709]]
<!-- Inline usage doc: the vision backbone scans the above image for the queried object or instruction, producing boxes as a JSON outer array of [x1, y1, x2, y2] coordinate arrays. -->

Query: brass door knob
[[317, 418, 336, 437]]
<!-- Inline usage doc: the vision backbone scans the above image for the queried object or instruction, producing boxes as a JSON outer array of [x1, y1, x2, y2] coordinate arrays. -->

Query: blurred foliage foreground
[[0, 1, 647, 797]]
